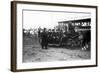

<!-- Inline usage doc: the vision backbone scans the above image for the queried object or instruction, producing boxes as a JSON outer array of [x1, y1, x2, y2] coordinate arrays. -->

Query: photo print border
[[11, 1, 98, 72]]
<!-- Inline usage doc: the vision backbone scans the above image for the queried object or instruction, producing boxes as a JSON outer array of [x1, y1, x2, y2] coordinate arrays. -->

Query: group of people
[[38, 27, 91, 50], [38, 28, 63, 49]]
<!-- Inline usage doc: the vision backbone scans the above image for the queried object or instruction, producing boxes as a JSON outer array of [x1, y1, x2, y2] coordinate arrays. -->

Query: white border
[[17, 3, 96, 69]]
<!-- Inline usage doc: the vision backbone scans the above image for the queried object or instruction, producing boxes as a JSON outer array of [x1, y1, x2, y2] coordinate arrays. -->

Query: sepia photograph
[[11, 1, 97, 72]]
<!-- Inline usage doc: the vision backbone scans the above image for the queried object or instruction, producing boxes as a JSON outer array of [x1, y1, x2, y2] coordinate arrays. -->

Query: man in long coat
[[41, 28, 48, 49]]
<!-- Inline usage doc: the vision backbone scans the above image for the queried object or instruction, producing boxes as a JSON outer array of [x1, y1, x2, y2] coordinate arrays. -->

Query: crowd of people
[[23, 25, 91, 50], [38, 27, 90, 50], [38, 28, 63, 49]]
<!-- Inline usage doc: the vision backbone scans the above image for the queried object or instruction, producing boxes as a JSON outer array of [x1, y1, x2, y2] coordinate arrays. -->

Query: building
[[58, 18, 91, 32]]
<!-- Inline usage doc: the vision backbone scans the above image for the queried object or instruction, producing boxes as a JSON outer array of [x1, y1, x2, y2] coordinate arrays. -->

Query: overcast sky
[[23, 10, 91, 29]]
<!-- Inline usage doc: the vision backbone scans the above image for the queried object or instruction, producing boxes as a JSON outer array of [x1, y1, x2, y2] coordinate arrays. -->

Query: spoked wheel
[[67, 39, 80, 47]]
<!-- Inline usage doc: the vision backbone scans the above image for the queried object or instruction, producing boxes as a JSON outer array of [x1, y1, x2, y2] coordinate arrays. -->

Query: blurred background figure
[[38, 27, 42, 43]]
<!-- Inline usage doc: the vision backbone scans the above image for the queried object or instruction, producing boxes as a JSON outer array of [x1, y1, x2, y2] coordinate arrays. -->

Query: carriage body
[[48, 18, 91, 48]]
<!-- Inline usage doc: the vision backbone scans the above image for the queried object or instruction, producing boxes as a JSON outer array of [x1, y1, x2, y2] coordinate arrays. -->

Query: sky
[[23, 10, 91, 29]]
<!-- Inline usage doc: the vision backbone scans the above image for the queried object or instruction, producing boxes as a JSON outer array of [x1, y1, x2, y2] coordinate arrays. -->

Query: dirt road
[[23, 44, 90, 63]]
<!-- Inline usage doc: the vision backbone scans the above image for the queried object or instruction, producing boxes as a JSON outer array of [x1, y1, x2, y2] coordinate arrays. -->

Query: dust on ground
[[23, 36, 90, 63]]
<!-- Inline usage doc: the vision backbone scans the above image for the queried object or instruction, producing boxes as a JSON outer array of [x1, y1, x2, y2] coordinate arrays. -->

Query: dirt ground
[[23, 36, 91, 63]]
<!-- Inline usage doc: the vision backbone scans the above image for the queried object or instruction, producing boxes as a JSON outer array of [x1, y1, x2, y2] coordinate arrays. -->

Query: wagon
[[48, 31, 81, 47]]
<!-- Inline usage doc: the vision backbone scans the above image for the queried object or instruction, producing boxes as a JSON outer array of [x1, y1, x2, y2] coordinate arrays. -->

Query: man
[[48, 29, 52, 43], [41, 28, 48, 49], [38, 27, 42, 43], [78, 31, 84, 48]]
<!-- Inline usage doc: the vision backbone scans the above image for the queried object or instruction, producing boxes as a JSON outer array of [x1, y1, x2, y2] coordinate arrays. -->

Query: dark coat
[[41, 31, 48, 45]]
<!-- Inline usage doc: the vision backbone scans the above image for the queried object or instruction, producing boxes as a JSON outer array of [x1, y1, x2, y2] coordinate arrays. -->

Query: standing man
[[41, 28, 48, 49], [78, 31, 84, 48], [38, 27, 42, 44]]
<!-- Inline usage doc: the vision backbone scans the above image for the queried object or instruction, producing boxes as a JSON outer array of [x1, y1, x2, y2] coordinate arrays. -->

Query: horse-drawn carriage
[[48, 18, 91, 49], [47, 30, 81, 47], [47, 26, 90, 48]]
